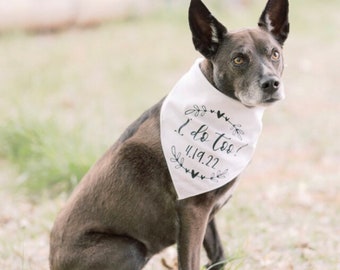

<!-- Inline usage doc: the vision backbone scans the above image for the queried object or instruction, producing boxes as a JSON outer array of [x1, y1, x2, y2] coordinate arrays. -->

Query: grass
[[0, 0, 339, 269], [0, 117, 100, 194]]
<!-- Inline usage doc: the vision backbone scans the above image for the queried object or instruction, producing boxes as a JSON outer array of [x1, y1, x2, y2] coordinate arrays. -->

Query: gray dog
[[50, 0, 289, 269]]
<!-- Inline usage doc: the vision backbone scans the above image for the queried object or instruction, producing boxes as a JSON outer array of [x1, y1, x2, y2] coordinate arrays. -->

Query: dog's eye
[[233, 56, 245, 65], [271, 50, 280, 61]]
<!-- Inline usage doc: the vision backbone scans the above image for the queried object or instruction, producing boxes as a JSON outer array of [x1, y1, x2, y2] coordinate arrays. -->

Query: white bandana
[[160, 59, 265, 200]]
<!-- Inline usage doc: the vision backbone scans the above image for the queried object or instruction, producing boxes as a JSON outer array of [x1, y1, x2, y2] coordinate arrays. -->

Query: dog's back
[[50, 100, 180, 269]]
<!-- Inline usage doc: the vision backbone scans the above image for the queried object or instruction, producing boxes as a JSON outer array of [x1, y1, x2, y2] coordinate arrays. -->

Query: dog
[[49, 0, 289, 269]]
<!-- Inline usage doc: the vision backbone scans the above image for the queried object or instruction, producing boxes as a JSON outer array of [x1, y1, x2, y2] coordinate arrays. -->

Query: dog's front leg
[[176, 199, 211, 270], [203, 218, 226, 270]]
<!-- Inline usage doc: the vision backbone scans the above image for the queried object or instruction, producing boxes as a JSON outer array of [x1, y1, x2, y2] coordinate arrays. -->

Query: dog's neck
[[199, 59, 216, 88], [199, 59, 238, 101]]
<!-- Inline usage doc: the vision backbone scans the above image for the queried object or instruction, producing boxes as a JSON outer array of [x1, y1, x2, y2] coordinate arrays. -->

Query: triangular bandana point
[[160, 59, 265, 200]]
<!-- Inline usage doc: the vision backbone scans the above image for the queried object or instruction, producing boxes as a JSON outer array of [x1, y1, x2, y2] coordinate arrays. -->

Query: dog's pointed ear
[[189, 0, 227, 58], [258, 0, 289, 45]]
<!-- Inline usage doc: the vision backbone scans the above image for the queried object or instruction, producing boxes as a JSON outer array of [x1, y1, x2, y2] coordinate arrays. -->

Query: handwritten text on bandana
[[160, 59, 265, 200]]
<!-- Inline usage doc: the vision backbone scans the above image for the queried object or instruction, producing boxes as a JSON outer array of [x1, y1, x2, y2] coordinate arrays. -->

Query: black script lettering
[[190, 125, 209, 142], [206, 155, 219, 169], [213, 132, 234, 154], [175, 118, 191, 136], [185, 145, 220, 169]]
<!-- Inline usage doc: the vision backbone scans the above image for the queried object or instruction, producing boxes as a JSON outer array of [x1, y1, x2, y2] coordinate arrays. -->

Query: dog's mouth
[[262, 87, 286, 105], [263, 97, 280, 104], [237, 93, 282, 108], [235, 84, 285, 108]]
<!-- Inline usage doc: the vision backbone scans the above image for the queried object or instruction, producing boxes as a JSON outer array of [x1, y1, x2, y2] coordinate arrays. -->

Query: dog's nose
[[260, 77, 280, 94]]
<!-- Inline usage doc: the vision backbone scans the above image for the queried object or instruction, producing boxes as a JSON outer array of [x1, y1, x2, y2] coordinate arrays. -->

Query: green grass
[[207, 255, 246, 270], [0, 117, 101, 194]]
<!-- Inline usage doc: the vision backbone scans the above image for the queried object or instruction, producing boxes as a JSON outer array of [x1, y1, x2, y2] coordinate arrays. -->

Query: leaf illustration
[[171, 146, 177, 156], [185, 109, 196, 115], [179, 157, 184, 165]]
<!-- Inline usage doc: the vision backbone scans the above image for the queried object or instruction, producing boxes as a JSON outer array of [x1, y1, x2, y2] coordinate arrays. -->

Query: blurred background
[[0, 0, 339, 269]]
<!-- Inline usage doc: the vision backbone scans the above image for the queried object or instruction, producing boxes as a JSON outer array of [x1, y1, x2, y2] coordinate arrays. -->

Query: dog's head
[[189, 0, 289, 107]]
